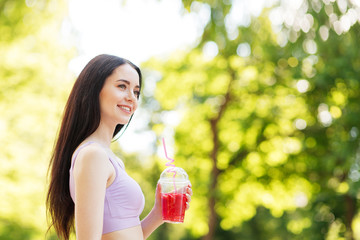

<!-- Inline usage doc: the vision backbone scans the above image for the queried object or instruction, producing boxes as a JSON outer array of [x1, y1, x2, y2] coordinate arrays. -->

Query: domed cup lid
[[159, 167, 189, 182]]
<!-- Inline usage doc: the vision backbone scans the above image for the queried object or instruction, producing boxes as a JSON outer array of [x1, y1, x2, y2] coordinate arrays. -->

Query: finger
[[186, 193, 191, 203], [187, 187, 193, 196]]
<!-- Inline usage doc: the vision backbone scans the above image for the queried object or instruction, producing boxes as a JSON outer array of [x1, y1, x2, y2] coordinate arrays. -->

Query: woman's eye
[[134, 91, 140, 98], [118, 84, 126, 89]]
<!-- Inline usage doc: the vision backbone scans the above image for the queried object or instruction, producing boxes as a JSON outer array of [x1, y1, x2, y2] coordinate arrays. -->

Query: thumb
[[156, 182, 162, 194]]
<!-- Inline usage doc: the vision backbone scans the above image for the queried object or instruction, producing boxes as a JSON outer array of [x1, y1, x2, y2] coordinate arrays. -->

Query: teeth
[[119, 106, 130, 112]]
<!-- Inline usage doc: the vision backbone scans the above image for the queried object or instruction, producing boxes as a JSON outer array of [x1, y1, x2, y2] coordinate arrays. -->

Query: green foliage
[[2, 0, 360, 239], [142, 0, 360, 239], [0, 0, 75, 238], [0, 218, 38, 240]]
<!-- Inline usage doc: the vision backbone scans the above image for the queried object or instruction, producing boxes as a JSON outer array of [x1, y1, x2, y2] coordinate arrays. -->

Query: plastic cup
[[159, 167, 190, 223]]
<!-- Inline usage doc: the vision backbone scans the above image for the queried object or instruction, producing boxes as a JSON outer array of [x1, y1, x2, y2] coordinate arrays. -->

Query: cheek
[[133, 101, 139, 111]]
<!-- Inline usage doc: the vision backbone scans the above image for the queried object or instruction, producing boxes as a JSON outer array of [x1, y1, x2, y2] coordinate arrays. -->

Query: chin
[[118, 118, 131, 125]]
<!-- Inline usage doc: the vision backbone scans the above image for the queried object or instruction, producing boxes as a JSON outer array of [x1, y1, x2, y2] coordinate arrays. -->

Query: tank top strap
[[107, 154, 125, 170]]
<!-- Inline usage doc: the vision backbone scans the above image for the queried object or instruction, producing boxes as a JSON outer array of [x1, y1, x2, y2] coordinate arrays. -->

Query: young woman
[[46, 54, 192, 240]]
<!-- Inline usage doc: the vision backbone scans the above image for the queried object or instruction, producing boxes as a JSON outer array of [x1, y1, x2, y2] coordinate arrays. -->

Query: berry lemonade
[[161, 192, 187, 223]]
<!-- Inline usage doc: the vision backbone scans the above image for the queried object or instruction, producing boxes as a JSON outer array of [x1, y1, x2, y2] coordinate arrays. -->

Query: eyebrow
[[116, 79, 140, 89]]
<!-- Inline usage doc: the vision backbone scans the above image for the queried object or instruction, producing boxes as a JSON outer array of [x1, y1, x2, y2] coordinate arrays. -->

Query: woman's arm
[[73, 145, 112, 240], [141, 183, 164, 239]]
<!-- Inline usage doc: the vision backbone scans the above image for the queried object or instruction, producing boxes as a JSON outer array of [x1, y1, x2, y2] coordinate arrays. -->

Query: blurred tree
[[0, 0, 75, 239], [142, 0, 360, 239], [274, 0, 360, 239]]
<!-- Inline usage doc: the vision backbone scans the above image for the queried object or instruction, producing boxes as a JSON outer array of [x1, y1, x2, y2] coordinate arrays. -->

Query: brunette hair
[[46, 54, 142, 239]]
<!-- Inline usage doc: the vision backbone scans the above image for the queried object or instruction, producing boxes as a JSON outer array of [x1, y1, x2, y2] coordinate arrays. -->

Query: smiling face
[[99, 63, 140, 126]]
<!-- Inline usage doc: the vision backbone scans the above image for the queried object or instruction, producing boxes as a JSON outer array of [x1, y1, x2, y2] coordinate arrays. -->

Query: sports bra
[[69, 142, 145, 234]]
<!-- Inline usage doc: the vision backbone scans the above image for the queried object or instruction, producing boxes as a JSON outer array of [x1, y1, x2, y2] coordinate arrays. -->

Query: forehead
[[108, 64, 140, 86]]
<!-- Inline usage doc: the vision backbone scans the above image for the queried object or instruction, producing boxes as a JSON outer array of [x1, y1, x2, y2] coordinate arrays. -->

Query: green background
[[1, 0, 360, 239]]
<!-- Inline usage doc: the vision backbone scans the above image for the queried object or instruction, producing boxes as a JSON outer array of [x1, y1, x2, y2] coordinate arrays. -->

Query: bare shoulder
[[73, 143, 112, 176]]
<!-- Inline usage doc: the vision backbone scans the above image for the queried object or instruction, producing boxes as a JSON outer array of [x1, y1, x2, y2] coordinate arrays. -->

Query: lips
[[118, 105, 132, 114]]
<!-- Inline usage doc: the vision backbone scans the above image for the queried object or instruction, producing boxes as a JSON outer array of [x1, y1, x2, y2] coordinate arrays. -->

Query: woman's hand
[[185, 183, 192, 210], [153, 182, 163, 217], [154, 181, 192, 214], [141, 181, 192, 239]]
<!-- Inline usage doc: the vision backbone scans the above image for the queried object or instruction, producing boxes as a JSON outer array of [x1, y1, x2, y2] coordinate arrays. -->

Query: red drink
[[159, 166, 190, 223], [161, 193, 187, 223]]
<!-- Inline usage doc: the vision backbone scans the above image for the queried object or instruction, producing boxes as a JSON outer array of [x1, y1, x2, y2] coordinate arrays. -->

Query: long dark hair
[[46, 54, 142, 239]]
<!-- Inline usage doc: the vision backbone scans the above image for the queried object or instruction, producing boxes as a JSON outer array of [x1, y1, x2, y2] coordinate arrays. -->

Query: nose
[[126, 90, 137, 102]]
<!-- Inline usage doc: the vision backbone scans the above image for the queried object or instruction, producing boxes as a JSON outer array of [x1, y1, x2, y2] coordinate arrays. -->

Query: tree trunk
[[202, 71, 234, 240], [345, 194, 356, 240], [202, 119, 221, 240]]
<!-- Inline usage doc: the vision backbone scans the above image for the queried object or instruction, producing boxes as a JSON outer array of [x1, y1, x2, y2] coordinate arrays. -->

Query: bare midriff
[[102, 225, 143, 240]]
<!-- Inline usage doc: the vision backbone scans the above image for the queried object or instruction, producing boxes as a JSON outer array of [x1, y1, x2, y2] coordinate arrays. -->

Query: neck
[[87, 121, 116, 148]]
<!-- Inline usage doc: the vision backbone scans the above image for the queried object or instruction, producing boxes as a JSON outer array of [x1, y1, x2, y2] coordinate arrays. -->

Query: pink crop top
[[69, 142, 145, 234]]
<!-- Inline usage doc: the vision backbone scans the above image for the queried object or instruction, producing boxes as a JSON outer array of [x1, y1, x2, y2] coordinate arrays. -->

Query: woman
[[46, 54, 192, 240]]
